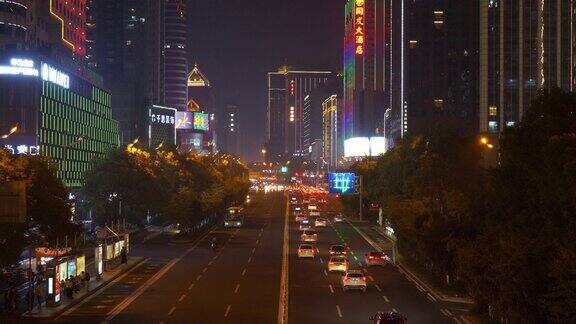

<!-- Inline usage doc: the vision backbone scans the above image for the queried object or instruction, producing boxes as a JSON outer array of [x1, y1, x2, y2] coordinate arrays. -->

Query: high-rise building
[[88, 0, 172, 144], [266, 67, 332, 161], [480, 0, 576, 134], [0, 54, 119, 188], [222, 103, 243, 158], [164, 0, 188, 111], [402, 1, 480, 136], [343, 0, 388, 140], [322, 95, 343, 170]]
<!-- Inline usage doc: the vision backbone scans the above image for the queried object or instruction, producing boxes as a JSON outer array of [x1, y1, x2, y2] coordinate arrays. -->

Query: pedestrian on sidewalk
[[34, 280, 45, 310]]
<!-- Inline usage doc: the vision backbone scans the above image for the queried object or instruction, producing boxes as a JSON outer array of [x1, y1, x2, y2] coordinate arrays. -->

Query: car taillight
[[369, 256, 374, 259], [362, 276, 366, 281], [329, 251, 334, 254], [313, 234, 317, 237]]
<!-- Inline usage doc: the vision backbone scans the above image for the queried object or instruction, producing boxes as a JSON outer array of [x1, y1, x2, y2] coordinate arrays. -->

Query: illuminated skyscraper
[[343, 0, 390, 141], [267, 67, 332, 161], [164, 0, 188, 111], [49, 0, 87, 57]]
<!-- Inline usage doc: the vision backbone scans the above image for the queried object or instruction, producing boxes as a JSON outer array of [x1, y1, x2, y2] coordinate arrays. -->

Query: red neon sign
[[355, 0, 365, 55]]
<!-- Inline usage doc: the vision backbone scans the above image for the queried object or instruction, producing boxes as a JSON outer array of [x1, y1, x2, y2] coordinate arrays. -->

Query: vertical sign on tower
[[355, 0, 365, 55]]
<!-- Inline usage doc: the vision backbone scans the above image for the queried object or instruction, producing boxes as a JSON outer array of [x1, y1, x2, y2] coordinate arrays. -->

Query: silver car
[[342, 269, 367, 292]]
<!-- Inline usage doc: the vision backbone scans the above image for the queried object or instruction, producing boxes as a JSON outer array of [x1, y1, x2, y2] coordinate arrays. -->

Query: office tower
[[88, 0, 166, 144], [267, 67, 332, 161], [322, 95, 344, 170], [403, 1, 480, 136], [164, 0, 188, 110], [222, 103, 243, 158], [480, 0, 576, 133], [343, 0, 388, 140]]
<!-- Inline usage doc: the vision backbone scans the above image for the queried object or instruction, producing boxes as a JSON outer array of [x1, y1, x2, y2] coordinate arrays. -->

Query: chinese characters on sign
[[355, 0, 365, 55], [328, 172, 356, 194], [150, 114, 175, 125], [3, 145, 40, 155]]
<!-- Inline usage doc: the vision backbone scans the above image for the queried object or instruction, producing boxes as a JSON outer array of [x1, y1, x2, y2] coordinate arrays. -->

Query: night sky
[[187, 0, 346, 161]]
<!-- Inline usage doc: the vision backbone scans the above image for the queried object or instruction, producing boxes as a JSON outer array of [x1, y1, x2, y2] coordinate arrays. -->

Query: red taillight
[[330, 251, 334, 254], [313, 234, 317, 237], [362, 276, 366, 281], [368, 256, 374, 259]]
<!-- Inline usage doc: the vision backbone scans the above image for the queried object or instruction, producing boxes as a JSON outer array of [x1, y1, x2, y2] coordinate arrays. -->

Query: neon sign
[[41, 63, 70, 89], [0, 58, 39, 77], [193, 112, 210, 131], [355, 0, 365, 55]]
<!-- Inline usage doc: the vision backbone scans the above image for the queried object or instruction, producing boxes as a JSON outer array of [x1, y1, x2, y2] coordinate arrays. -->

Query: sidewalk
[[19, 256, 145, 319]]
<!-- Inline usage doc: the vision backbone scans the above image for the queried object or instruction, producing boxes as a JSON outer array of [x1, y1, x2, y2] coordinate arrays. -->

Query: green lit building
[[0, 53, 119, 188]]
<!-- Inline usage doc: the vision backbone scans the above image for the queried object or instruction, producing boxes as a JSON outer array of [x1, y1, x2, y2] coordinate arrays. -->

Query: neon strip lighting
[[0, 0, 27, 9], [49, 0, 76, 51]]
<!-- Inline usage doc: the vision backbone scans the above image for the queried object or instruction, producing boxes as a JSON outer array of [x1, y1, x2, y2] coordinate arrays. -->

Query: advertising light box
[[193, 112, 210, 131], [176, 111, 194, 130], [370, 137, 386, 156], [344, 137, 370, 157], [328, 172, 356, 194], [149, 105, 176, 147]]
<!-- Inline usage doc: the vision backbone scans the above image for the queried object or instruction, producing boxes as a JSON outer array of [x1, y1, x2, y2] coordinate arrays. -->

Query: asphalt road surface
[[52, 192, 471, 324]]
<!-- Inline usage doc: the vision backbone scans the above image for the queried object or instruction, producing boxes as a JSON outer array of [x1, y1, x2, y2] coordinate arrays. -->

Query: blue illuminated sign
[[328, 172, 356, 194]]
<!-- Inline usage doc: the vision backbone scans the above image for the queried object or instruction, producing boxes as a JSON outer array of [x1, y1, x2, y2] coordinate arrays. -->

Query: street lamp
[[0, 124, 18, 139], [261, 148, 267, 162]]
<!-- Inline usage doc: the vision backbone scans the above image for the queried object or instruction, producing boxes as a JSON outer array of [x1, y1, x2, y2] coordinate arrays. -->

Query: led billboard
[[344, 136, 387, 157], [328, 172, 356, 194], [193, 112, 210, 131], [148, 105, 176, 147]]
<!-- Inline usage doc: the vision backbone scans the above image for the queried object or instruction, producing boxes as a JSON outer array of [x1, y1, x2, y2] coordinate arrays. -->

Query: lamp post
[[261, 148, 267, 162]]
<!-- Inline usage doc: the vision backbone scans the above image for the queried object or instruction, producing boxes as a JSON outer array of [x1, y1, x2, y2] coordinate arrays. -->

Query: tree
[[0, 150, 77, 268]]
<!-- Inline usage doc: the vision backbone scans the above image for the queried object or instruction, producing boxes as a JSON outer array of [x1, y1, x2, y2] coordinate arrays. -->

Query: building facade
[[322, 95, 343, 170], [0, 54, 119, 188], [221, 103, 243, 158], [267, 67, 332, 161], [343, 0, 389, 141], [480, 0, 576, 134], [164, 0, 188, 111]]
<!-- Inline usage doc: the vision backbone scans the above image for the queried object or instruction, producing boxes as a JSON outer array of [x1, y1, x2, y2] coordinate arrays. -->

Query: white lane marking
[[168, 306, 176, 316], [368, 275, 374, 282], [460, 315, 472, 324], [383, 295, 390, 303], [234, 283, 240, 294], [445, 309, 453, 316], [324, 269, 328, 277], [427, 295, 435, 302], [454, 317, 464, 324], [319, 257, 324, 264], [202, 267, 208, 273], [353, 256, 358, 261], [178, 294, 186, 302], [256, 239, 260, 244], [196, 274, 202, 281], [358, 262, 363, 267], [440, 309, 450, 317], [392, 308, 398, 313], [105, 258, 180, 321], [188, 283, 195, 291], [242, 268, 247, 276], [336, 305, 343, 318], [427, 293, 437, 301], [224, 304, 232, 317], [248, 256, 252, 263], [252, 247, 256, 254], [208, 261, 213, 266], [375, 284, 381, 292]]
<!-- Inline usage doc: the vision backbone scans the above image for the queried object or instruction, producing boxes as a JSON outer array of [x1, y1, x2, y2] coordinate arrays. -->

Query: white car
[[300, 230, 318, 242], [342, 269, 367, 292], [309, 211, 321, 217], [333, 214, 344, 222], [297, 244, 317, 258], [314, 218, 327, 227], [365, 251, 389, 266], [327, 256, 349, 273]]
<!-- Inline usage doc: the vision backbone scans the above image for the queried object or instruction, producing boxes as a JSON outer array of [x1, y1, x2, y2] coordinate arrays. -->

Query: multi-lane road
[[53, 192, 473, 323]]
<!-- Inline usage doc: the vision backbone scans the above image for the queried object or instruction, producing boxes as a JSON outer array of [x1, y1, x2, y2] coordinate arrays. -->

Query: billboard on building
[[344, 136, 386, 157], [148, 105, 176, 147], [175, 111, 210, 132], [193, 112, 210, 131]]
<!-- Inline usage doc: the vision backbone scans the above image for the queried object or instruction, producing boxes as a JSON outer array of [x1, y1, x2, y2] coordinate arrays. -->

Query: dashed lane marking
[[368, 275, 374, 281], [454, 317, 464, 324], [329, 284, 334, 294], [188, 283, 195, 290], [202, 267, 208, 273], [324, 270, 328, 277], [168, 306, 176, 316], [224, 304, 232, 317], [427, 293, 437, 301], [178, 294, 186, 302], [252, 247, 256, 254], [383, 295, 390, 303], [196, 274, 202, 281], [392, 308, 398, 313], [440, 309, 451, 317], [242, 268, 247, 276], [234, 284, 240, 294], [248, 256, 252, 263], [319, 257, 324, 264], [208, 261, 213, 266], [336, 305, 343, 318], [375, 284, 381, 292]]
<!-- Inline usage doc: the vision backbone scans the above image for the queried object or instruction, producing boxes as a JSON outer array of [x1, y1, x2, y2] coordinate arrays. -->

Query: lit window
[[489, 106, 498, 116]]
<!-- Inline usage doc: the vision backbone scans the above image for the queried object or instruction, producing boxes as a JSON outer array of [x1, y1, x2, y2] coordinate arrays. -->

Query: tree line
[[345, 89, 576, 322]]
